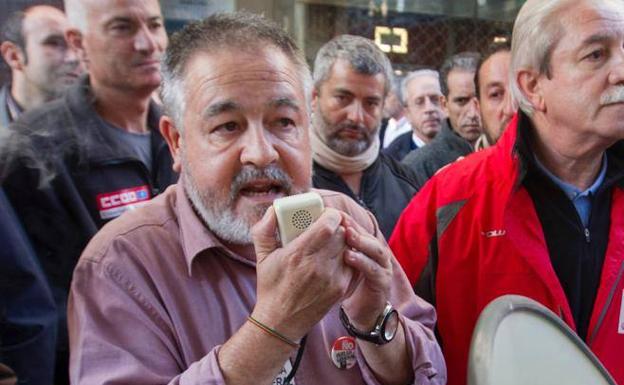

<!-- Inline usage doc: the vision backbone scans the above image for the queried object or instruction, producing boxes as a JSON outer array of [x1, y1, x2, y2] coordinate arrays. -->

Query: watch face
[[383, 310, 400, 341]]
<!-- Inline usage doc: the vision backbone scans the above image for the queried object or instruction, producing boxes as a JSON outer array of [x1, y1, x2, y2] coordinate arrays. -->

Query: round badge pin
[[330, 336, 357, 370]]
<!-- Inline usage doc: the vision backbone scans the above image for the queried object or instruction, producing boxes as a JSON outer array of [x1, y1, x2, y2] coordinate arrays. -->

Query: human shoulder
[[378, 152, 421, 191], [424, 145, 500, 200], [78, 185, 180, 266], [314, 188, 377, 235]]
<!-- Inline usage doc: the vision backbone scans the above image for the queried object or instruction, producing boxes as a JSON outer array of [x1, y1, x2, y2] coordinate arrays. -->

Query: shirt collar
[[6, 89, 22, 121], [175, 178, 256, 276], [412, 133, 427, 148], [534, 154, 608, 201], [514, 110, 624, 190]]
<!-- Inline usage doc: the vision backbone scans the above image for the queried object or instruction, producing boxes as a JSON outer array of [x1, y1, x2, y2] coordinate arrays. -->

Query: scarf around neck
[[310, 124, 379, 174]]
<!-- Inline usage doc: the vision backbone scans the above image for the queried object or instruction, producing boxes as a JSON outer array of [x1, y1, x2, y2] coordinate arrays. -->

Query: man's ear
[[0, 41, 26, 71], [160, 115, 182, 173], [441, 95, 449, 116], [311, 87, 319, 110], [517, 69, 545, 113], [65, 28, 88, 64]]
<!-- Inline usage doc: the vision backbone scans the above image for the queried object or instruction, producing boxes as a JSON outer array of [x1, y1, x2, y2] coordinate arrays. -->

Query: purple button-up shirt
[[68, 184, 446, 384]]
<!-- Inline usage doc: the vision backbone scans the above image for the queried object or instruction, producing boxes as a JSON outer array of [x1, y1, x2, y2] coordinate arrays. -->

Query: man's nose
[[64, 44, 80, 64], [346, 101, 365, 124], [134, 25, 157, 53], [467, 97, 480, 118], [423, 96, 436, 112], [501, 91, 516, 121], [608, 47, 624, 86], [240, 125, 279, 168]]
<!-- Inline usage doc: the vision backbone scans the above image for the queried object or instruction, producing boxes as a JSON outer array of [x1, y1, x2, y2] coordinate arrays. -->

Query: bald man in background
[[2, 0, 176, 382]]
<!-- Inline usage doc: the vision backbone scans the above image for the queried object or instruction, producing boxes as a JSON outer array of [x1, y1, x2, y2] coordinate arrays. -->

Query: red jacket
[[390, 114, 624, 385]]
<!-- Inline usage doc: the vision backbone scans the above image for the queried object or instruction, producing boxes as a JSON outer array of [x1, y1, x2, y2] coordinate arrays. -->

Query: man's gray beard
[[182, 159, 301, 245], [314, 105, 374, 156]]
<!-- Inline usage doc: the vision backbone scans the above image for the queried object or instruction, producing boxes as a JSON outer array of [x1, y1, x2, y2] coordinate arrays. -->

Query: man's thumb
[[251, 205, 279, 262]]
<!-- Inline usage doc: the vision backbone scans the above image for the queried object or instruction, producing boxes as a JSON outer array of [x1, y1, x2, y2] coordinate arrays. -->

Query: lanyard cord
[[283, 335, 307, 385]]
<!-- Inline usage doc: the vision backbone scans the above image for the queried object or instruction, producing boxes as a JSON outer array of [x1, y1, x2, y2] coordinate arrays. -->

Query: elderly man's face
[[538, 1, 624, 143], [312, 59, 386, 156], [478, 50, 513, 144], [173, 48, 311, 244], [446, 69, 482, 145], [404, 75, 445, 142], [20, 6, 82, 99], [79, 0, 167, 96]]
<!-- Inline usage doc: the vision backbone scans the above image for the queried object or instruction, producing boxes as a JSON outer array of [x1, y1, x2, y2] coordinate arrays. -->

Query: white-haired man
[[390, 0, 624, 384], [68, 13, 445, 385], [2, 0, 176, 382], [384, 70, 445, 161]]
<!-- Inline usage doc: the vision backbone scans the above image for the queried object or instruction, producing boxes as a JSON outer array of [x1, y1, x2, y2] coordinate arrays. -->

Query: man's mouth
[[238, 179, 286, 197], [134, 59, 161, 69]]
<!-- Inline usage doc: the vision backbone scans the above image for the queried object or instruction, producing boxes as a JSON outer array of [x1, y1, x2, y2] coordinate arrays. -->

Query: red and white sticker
[[96, 185, 151, 220], [330, 336, 357, 370], [618, 290, 624, 334]]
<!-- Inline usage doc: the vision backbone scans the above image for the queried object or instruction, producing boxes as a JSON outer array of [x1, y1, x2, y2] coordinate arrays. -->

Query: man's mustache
[[600, 86, 624, 106], [230, 165, 294, 200]]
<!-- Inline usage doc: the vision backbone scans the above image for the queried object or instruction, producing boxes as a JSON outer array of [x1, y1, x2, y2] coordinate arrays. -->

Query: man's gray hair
[[63, 0, 88, 31], [160, 12, 312, 133], [312, 34, 394, 95], [401, 69, 440, 105], [440, 51, 480, 96]]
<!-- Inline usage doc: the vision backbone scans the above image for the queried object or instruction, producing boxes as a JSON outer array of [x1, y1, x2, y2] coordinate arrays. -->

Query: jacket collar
[[65, 75, 166, 166], [436, 118, 475, 154], [0, 85, 18, 127], [505, 110, 624, 190]]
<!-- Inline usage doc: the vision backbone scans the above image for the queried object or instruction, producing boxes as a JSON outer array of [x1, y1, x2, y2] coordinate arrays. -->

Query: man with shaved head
[[0, 5, 82, 125], [2, 0, 176, 382], [391, 0, 624, 383]]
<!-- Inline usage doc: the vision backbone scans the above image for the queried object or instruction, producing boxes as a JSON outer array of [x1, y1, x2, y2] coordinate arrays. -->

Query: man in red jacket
[[390, 0, 624, 384]]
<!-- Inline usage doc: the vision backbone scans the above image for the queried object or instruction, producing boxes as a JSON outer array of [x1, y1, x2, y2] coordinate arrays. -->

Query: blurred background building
[[1, 0, 525, 84]]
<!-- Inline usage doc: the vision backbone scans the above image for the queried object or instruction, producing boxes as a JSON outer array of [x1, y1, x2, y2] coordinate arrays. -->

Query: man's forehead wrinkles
[[188, 72, 301, 99]]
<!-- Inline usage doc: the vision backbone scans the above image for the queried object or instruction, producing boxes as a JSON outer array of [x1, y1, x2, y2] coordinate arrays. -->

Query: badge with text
[[331, 336, 357, 370], [618, 290, 624, 335], [272, 359, 295, 385], [96, 185, 151, 220]]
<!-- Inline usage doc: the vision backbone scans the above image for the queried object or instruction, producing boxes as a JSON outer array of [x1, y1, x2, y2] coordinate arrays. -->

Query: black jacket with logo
[[3, 77, 177, 351]]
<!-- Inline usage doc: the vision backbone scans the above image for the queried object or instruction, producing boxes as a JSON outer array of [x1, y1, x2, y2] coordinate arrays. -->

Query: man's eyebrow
[[334, 88, 354, 95], [105, 16, 133, 25], [269, 97, 301, 111], [581, 33, 614, 47], [147, 16, 164, 23], [203, 101, 240, 119]]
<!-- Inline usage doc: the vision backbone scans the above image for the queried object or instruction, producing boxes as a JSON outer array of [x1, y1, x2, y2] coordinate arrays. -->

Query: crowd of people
[[1, 0, 623, 384]]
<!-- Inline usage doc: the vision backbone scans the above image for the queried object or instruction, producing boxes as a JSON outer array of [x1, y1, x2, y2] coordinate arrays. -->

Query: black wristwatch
[[339, 302, 399, 345]]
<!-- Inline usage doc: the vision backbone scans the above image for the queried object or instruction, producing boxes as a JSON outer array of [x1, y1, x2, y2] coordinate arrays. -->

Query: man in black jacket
[[310, 35, 419, 239], [2, 0, 177, 382]]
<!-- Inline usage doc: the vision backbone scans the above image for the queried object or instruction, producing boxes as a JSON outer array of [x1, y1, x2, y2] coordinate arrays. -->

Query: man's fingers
[[343, 248, 389, 287], [287, 208, 344, 255], [344, 225, 391, 269]]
